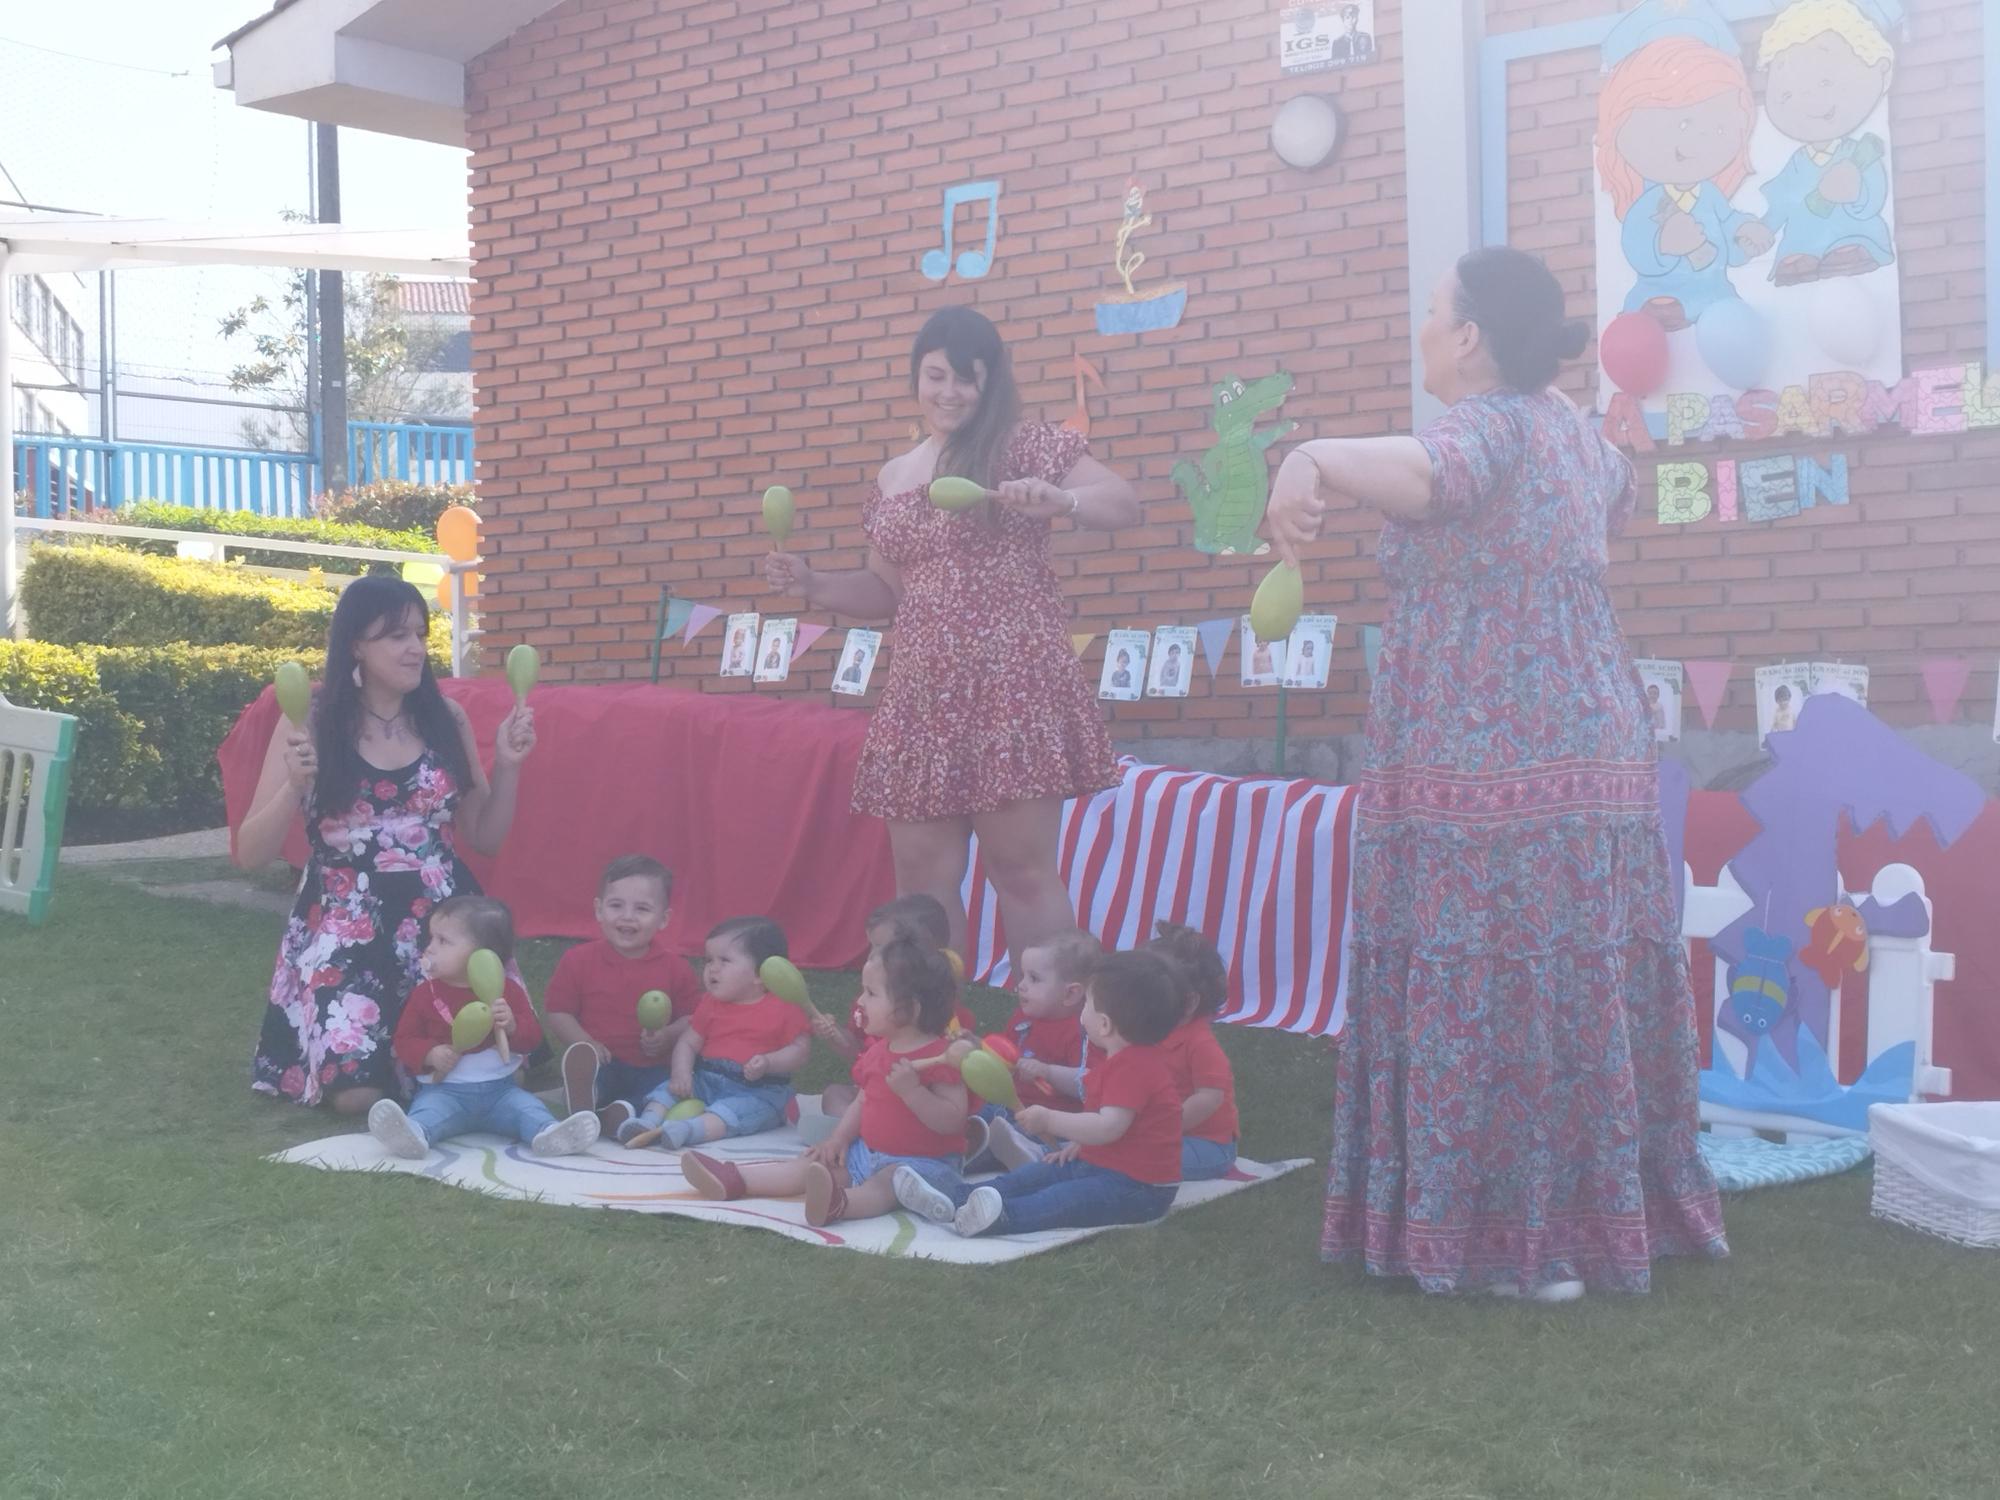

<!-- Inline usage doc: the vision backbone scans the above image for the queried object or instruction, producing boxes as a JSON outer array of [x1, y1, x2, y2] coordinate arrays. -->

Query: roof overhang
[[0, 213, 472, 277], [214, 0, 569, 147]]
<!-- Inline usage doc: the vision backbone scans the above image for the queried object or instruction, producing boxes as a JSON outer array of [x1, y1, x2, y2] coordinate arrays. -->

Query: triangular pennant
[[1362, 624, 1382, 679], [659, 596, 695, 642], [1070, 632, 1097, 658], [793, 623, 831, 657], [1684, 660, 1733, 729], [1921, 658, 1971, 724], [1195, 618, 1234, 680], [683, 603, 723, 644]]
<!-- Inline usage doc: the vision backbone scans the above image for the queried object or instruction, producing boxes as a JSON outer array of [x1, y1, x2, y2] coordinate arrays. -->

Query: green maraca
[[665, 1098, 706, 1121], [466, 947, 511, 1063], [928, 476, 994, 511], [761, 484, 796, 546], [1249, 561, 1304, 644], [275, 660, 312, 726], [636, 989, 671, 1031], [961, 1047, 1020, 1110], [505, 643, 540, 706], [449, 999, 493, 1055], [759, 955, 824, 1020]]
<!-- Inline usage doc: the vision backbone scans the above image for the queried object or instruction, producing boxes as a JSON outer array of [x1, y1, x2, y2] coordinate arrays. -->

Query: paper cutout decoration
[[1195, 618, 1234, 681], [719, 613, 759, 678], [1361, 624, 1382, 680], [753, 617, 797, 684], [1800, 902, 1869, 988], [684, 603, 723, 645], [1173, 372, 1295, 555], [1685, 659, 1734, 728], [659, 596, 696, 644], [831, 629, 882, 697], [793, 623, 830, 658], [1070, 633, 1097, 658], [1061, 349, 1106, 438], [1921, 658, 1971, 724], [1281, 615, 1336, 690], [1098, 628, 1150, 703], [919, 180, 1000, 281], [1754, 662, 1813, 741], [1278, 2, 1376, 74], [1095, 181, 1186, 335], [1727, 925, 1794, 1036], [1635, 657, 1683, 742], [1808, 661, 1869, 708], [1237, 615, 1285, 687], [1147, 626, 1196, 698]]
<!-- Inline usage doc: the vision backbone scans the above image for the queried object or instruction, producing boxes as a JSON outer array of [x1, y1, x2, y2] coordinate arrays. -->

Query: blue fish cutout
[[1728, 926, 1794, 1035]]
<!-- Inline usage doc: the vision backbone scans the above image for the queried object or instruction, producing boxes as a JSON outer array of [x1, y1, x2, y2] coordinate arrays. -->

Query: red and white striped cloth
[[960, 756, 1358, 1037]]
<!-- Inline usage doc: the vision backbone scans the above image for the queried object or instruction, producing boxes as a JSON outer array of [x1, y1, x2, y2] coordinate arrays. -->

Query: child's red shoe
[[682, 1151, 746, 1201], [802, 1161, 848, 1226]]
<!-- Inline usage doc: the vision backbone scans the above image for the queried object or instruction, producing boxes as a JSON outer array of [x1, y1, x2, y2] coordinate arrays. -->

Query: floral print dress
[[1319, 389, 1728, 1294], [851, 422, 1118, 822], [252, 750, 476, 1106]]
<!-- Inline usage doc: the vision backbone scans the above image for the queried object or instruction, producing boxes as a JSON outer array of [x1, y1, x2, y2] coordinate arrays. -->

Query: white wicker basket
[[1868, 1103, 2000, 1249]]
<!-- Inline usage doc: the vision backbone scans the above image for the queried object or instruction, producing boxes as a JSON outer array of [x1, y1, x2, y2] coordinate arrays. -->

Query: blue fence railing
[[11, 421, 474, 518]]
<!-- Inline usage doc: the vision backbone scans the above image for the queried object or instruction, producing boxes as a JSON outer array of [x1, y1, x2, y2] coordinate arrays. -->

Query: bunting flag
[[659, 596, 696, 642], [1071, 632, 1097, 657], [1195, 617, 1234, 680], [1684, 660, 1734, 729], [793, 623, 831, 657], [683, 603, 723, 644], [1921, 658, 1971, 724]]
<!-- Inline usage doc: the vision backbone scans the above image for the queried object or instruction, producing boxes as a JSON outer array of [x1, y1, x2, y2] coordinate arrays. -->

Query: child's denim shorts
[[844, 1138, 964, 1194], [642, 1058, 793, 1136]]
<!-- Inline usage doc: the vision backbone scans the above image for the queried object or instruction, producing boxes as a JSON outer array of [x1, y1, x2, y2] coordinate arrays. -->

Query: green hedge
[[105, 502, 433, 575], [19, 545, 452, 657], [321, 479, 474, 532]]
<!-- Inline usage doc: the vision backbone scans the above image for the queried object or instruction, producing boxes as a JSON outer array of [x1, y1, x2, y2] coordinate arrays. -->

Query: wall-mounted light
[[1271, 94, 1343, 171]]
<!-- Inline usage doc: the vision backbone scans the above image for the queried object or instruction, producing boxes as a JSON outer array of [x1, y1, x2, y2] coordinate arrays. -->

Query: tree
[[218, 268, 465, 451]]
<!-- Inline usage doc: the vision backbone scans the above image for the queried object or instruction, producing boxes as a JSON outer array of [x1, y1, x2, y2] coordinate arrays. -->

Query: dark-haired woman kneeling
[[236, 575, 537, 1112], [1267, 248, 1727, 1298]]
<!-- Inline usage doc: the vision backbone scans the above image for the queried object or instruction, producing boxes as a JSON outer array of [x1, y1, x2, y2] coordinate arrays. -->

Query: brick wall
[[465, 0, 1411, 744], [1494, 0, 1998, 733]]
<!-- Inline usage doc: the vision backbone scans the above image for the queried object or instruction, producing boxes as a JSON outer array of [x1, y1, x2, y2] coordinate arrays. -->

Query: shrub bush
[[0, 639, 139, 810], [99, 502, 434, 575], [319, 479, 474, 533]]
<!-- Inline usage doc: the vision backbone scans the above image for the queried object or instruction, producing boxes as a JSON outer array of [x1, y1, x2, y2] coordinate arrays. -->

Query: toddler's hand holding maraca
[[944, 1037, 976, 1066], [490, 995, 516, 1033], [424, 1044, 459, 1079], [1016, 1057, 1049, 1089], [810, 1012, 844, 1045], [668, 1068, 693, 1099], [743, 1053, 771, 1082], [639, 1028, 669, 1058], [1014, 1104, 1053, 1137]]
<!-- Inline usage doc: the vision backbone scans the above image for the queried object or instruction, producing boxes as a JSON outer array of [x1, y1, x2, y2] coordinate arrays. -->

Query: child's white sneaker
[[952, 1185, 1004, 1237], [531, 1110, 601, 1157], [892, 1165, 956, 1225], [1489, 1279, 1586, 1304], [986, 1116, 1045, 1171], [368, 1099, 429, 1160]]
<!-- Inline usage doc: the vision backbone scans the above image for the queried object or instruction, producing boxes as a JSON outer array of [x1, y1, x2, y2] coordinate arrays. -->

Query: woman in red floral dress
[[765, 308, 1138, 962]]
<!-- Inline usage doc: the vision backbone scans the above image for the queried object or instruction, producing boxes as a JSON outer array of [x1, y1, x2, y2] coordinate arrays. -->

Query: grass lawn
[[4, 872, 1997, 1499]]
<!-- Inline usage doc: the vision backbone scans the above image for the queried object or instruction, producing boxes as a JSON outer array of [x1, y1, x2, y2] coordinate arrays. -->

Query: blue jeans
[[596, 1058, 672, 1110], [406, 1078, 557, 1147], [640, 1059, 792, 1136], [944, 1160, 1177, 1236], [1181, 1135, 1238, 1181], [844, 1139, 964, 1194]]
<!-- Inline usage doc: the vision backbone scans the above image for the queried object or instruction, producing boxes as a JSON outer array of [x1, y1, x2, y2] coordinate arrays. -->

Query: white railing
[[13, 517, 480, 677]]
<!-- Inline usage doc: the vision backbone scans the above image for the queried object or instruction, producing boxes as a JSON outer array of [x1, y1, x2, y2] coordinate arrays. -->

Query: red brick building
[[221, 0, 1997, 780]]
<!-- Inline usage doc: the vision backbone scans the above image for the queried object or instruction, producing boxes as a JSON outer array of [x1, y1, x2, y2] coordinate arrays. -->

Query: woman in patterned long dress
[[235, 576, 537, 1113], [764, 307, 1138, 961], [1266, 248, 1727, 1298]]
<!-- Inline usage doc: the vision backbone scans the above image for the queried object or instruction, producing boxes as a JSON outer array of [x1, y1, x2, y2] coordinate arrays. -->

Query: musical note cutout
[[920, 180, 1001, 281], [1061, 349, 1106, 438]]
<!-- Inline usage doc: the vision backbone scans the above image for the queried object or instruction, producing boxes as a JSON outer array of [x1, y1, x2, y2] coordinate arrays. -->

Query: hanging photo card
[[1809, 661, 1869, 708], [1635, 658, 1683, 743], [753, 617, 798, 683], [1279, 3, 1377, 74], [1238, 615, 1287, 687], [831, 629, 882, 697], [1098, 629, 1150, 703], [1754, 661, 1813, 741], [719, 613, 760, 678], [1147, 626, 1195, 698], [1282, 614, 1337, 689]]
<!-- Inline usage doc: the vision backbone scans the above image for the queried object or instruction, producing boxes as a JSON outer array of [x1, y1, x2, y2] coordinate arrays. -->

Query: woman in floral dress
[[1266, 248, 1727, 1299], [764, 307, 1139, 963], [236, 575, 536, 1112]]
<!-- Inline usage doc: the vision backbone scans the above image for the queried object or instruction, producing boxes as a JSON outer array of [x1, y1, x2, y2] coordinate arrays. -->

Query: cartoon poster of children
[[1755, 661, 1814, 740], [1098, 629, 1149, 703], [1238, 616, 1286, 687], [832, 629, 882, 697], [720, 613, 759, 678], [1592, 0, 1904, 413], [1635, 658, 1683, 743], [1282, 615, 1337, 690], [1147, 626, 1196, 699], [753, 617, 797, 684]]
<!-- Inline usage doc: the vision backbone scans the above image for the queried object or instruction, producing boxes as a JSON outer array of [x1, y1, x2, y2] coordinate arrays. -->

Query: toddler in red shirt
[[615, 916, 811, 1151], [894, 950, 1185, 1237], [964, 927, 1099, 1172], [684, 938, 970, 1226], [367, 896, 599, 1160], [548, 855, 703, 1133], [1147, 920, 1240, 1180]]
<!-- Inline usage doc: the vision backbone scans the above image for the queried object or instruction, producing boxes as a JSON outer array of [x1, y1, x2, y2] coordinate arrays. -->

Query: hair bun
[[1551, 320, 1590, 361]]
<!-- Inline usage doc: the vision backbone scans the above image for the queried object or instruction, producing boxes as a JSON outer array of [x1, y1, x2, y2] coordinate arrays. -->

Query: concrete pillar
[[1400, 0, 1484, 428]]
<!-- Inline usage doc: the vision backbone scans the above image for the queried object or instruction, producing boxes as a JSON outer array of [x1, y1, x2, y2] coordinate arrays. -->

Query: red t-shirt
[[1155, 1019, 1237, 1143], [1007, 1007, 1085, 1109], [853, 1036, 969, 1158], [543, 935, 701, 1067], [1079, 1044, 1182, 1184], [692, 993, 810, 1068]]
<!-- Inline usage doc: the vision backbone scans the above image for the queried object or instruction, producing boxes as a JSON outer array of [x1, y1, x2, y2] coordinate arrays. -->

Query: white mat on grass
[[268, 1096, 1310, 1262]]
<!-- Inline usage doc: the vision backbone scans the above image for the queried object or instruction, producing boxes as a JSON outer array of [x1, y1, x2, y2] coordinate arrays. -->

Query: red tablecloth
[[218, 680, 895, 969]]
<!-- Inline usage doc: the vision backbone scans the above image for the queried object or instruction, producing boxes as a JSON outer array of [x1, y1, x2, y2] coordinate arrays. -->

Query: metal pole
[[316, 122, 347, 495], [98, 270, 117, 443], [1, 248, 16, 635]]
